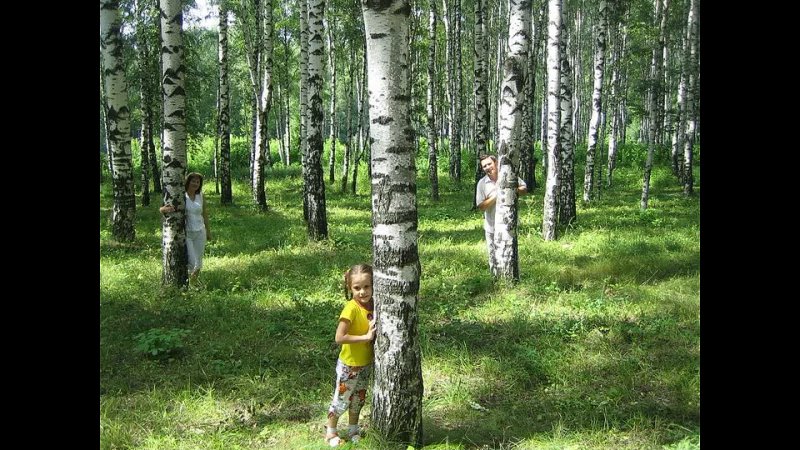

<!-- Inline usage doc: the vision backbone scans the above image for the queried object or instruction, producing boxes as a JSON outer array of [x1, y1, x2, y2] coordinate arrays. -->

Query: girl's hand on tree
[[366, 317, 376, 341]]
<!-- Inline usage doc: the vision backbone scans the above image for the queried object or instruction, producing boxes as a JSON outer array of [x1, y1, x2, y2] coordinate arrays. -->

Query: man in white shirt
[[475, 154, 528, 271]]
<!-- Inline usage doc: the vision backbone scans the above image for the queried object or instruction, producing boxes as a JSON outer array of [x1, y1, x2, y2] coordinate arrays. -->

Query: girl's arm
[[334, 318, 376, 344]]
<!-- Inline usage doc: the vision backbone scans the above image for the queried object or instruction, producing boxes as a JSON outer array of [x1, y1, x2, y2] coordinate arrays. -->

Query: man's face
[[481, 157, 497, 181]]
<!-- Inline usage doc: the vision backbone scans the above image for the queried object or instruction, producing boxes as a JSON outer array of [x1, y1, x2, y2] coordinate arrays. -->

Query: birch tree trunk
[[427, 0, 439, 201], [681, 0, 698, 196], [341, 46, 355, 193], [606, 19, 622, 187], [328, 13, 337, 184], [352, 45, 367, 195], [493, 0, 530, 281], [557, 5, 575, 226], [472, 0, 489, 207], [641, 0, 669, 208], [582, 0, 607, 203], [301, 0, 310, 221], [135, 0, 152, 207], [542, 0, 562, 241], [362, 1, 423, 446], [158, 0, 188, 286], [306, 0, 329, 239], [449, 0, 462, 181], [252, 0, 274, 211], [101, 0, 136, 243], [218, 1, 233, 205]]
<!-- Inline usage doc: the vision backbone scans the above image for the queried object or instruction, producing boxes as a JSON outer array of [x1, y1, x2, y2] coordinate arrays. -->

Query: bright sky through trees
[[186, 0, 217, 30]]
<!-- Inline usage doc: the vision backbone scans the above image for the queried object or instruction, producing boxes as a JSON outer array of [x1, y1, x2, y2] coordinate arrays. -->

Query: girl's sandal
[[324, 432, 342, 447]]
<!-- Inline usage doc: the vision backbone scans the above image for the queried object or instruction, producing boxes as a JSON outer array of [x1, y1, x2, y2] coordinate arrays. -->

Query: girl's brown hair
[[343, 264, 373, 299], [185, 172, 204, 193]]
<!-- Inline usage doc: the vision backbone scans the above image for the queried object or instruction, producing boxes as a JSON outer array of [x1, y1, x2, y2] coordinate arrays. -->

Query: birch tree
[[306, 0, 329, 239], [542, 0, 562, 241], [362, 0, 423, 446], [582, 0, 607, 203], [427, 0, 439, 200], [681, 0, 699, 196], [557, 5, 575, 226], [472, 0, 489, 206], [493, 0, 531, 281], [218, 0, 233, 205], [135, 0, 152, 207], [100, 0, 136, 243], [301, 0, 310, 220], [159, 0, 188, 286]]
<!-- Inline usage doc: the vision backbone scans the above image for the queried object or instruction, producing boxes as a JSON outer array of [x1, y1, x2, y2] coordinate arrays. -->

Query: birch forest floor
[[100, 147, 700, 450]]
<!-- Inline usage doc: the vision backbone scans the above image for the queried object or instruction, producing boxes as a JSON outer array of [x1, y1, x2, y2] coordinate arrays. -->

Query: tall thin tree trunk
[[158, 0, 188, 286], [493, 0, 530, 281], [328, 13, 337, 184], [362, 1, 423, 446], [218, 1, 232, 204], [557, 6, 575, 226], [472, 0, 489, 208], [135, 0, 152, 206], [306, 0, 329, 239], [427, 0, 439, 201], [582, 0, 607, 203], [681, 0, 698, 196], [301, 0, 310, 221], [101, 0, 137, 243], [542, 0, 562, 241]]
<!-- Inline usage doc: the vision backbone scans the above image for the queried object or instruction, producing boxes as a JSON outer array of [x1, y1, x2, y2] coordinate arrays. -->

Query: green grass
[[100, 149, 699, 450]]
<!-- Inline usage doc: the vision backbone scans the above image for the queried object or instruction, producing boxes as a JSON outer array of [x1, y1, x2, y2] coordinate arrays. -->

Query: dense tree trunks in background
[[557, 5, 575, 227], [327, 12, 337, 184], [472, 0, 489, 207], [681, 0, 699, 197], [362, 0, 423, 446], [135, 0, 152, 207], [306, 0, 328, 240], [101, 0, 137, 243], [447, 0, 462, 182], [218, 2, 233, 205], [582, 0, 607, 203], [427, 1, 439, 201], [158, 0, 188, 286], [301, 0, 310, 221]]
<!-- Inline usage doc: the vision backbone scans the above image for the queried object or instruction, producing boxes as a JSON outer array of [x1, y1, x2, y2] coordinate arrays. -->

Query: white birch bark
[[682, 0, 698, 196], [427, 0, 439, 200], [493, 0, 530, 280], [472, 0, 489, 202], [101, 0, 136, 243], [542, 0, 561, 241], [218, 1, 233, 205], [557, 5, 575, 226], [307, 0, 329, 239], [582, 0, 607, 203], [327, 13, 337, 183], [362, 1, 422, 446], [158, 0, 188, 285]]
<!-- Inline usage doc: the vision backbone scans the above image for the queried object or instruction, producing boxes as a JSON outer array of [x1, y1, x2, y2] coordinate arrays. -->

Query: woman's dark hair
[[343, 264, 373, 299], [185, 172, 204, 193]]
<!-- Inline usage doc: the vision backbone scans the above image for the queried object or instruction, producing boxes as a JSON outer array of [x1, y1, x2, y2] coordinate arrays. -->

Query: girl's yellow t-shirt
[[338, 299, 374, 366]]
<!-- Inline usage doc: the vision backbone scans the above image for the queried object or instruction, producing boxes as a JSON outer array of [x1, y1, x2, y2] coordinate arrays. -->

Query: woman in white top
[[159, 172, 212, 281]]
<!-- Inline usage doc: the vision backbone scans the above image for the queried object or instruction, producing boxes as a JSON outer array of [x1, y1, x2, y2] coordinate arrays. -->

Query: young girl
[[324, 264, 377, 446]]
